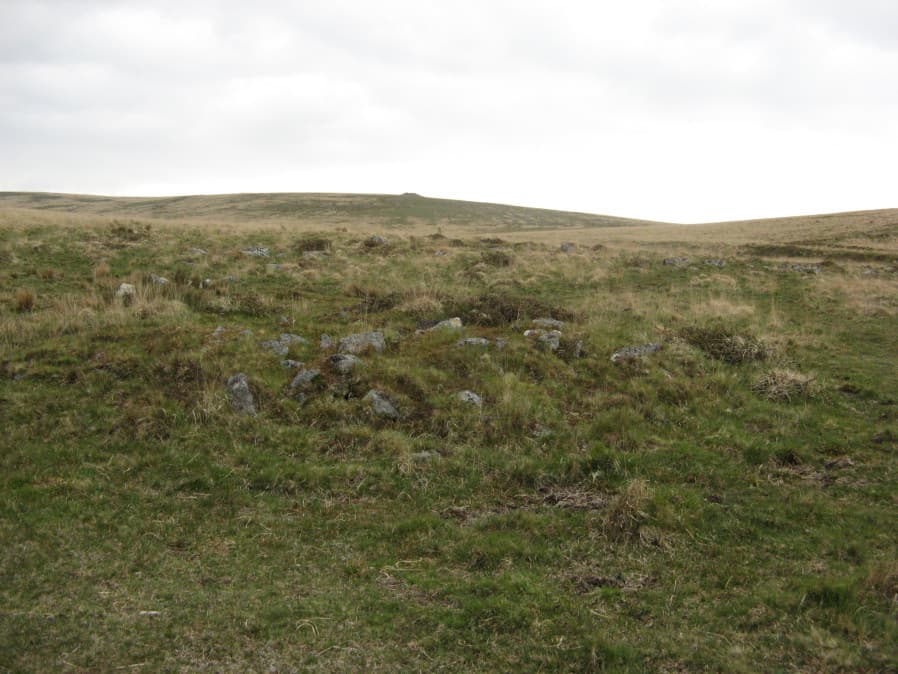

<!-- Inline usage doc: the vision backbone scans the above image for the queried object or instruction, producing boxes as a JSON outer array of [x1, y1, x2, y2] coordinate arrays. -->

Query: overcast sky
[[2, 1, 896, 222]]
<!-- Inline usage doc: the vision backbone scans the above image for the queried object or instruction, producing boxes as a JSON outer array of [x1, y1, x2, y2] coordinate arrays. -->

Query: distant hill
[[0, 192, 661, 231]]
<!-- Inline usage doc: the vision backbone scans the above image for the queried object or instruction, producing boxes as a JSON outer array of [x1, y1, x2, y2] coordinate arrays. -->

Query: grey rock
[[115, 282, 136, 298], [573, 340, 584, 358], [559, 242, 577, 253], [260, 340, 289, 357], [434, 250, 447, 257], [532, 318, 564, 329], [457, 337, 490, 347], [280, 333, 307, 345], [200, 278, 213, 288], [330, 353, 363, 374], [785, 263, 822, 274], [412, 450, 440, 461], [611, 343, 662, 363], [495, 338, 507, 350], [289, 368, 321, 390], [212, 325, 225, 338], [363, 235, 390, 248], [339, 331, 385, 355], [242, 247, 270, 257], [703, 258, 726, 268], [364, 390, 399, 419], [281, 359, 302, 369], [417, 317, 463, 334], [226, 373, 257, 416], [320, 334, 333, 350], [663, 257, 690, 267], [148, 273, 169, 286], [458, 390, 483, 407], [187, 247, 208, 256], [525, 328, 562, 352]]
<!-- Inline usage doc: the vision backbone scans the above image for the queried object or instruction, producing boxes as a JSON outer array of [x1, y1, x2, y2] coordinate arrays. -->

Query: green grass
[[1, 198, 897, 671]]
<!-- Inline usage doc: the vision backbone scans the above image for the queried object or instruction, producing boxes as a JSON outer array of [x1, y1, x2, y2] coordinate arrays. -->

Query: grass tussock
[[13, 288, 35, 312], [680, 324, 767, 363], [603, 478, 652, 541], [752, 368, 818, 402]]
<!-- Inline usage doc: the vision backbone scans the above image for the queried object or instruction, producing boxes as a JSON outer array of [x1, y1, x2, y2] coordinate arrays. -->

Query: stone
[[187, 247, 208, 256], [495, 338, 507, 350], [525, 329, 562, 352], [458, 390, 483, 407], [611, 343, 662, 363], [363, 235, 389, 248], [200, 278, 213, 288], [242, 247, 270, 257], [289, 368, 321, 403], [212, 325, 225, 338], [115, 283, 136, 299], [339, 331, 385, 354], [559, 242, 577, 253], [261, 333, 307, 357], [239, 329, 253, 338], [532, 318, 564, 329], [330, 353, 362, 375], [703, 258, 726, 268], [364, 390, 399, 419], [319, 334, 333, 350], [663, 257, 690, 267], [457, 337, 490, 347], [148, 273, 169, 286], [416, 317, 463, 334], [785, 263, 822, 274], [226, 373, 257, 416], [281, 359, 302, 368], [412, 450, 439, 461]]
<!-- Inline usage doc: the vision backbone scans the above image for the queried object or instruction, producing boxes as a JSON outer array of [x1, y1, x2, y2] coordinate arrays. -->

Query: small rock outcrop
[[611, 343, 662, 363], [289, 368, 322, 403], [457, 337, 490, 347], [363, 235, 389, 248], [339, 331, 385, 355], [364, 390, 399, 419], [458, 390, 483, 407], [115, 283, 136, 299], [330, 354, 362, 374], [524, 329, 562, 352], [227, 373, 257, 415], [241, 247, 270, 257]]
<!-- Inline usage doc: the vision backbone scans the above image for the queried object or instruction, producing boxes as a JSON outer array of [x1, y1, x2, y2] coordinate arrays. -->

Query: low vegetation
[[1, 194, 897, 672]]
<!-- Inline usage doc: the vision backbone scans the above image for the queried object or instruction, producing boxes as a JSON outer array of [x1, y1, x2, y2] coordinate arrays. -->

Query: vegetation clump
[[752, 368, 818, 401], [680, 324, 767, 363]]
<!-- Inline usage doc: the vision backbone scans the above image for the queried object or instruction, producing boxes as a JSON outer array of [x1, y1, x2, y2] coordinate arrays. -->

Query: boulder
[[330, 353, 363, 375], [241, 247, 270, 257], [457, 337, 490, 347], [289, 368, 321, 403], [115, 283, 136, 299], [611, 343, 662, 363], [226, 373, 257, 416], [458, 390, 483, 407], [339, 331, 385, 355], [524, 328, 562, 352], [148, 273, 169, 286], [364, 390, 399, 419]]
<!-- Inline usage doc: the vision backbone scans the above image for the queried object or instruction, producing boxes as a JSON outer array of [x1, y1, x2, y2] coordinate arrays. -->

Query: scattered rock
[[115, 282, 136, 299], [320, 334, 334, 350], [703, 258, 726, 268], [364, 390, 399, 419], [226, 373, 257, 416], [330, 353, 362, 375], [289, 368, 322, 403], [559, 243, 577, 253], [412, 450, 439, 461], [148, 273, 169, 286], [242, 247, 270, 257], [524, 329, 562, 352], [532, 318, 564, 329], [495, 338, 507, 350], [281, 359, 302, 369], [785, 263, 822, 274], [457, 337, 490, 347], [573, 340, 585, 358], [663, 257, 690, 267], [260, 333, 307, 356], [417, 317, 463, 334], [339, 331, 385, 355], [611, 343, 662, 363], [458, 390, 483, 407], [363, 235, 389, 248]]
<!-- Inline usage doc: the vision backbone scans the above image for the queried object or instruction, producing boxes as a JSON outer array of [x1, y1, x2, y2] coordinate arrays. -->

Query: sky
[[2, 1, 897, 222]]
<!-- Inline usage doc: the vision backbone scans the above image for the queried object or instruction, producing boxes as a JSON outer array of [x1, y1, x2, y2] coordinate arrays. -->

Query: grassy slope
[[1, 195, 897, 672]]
